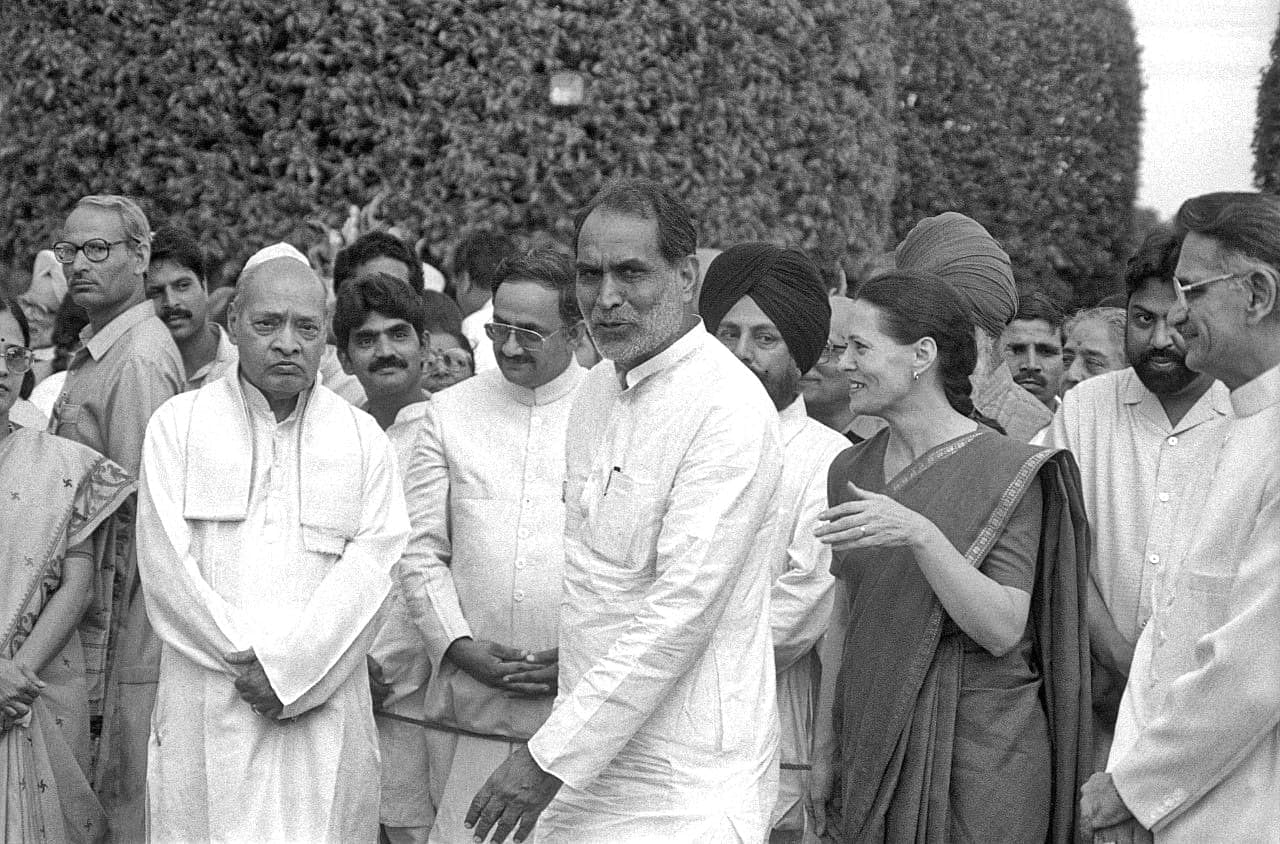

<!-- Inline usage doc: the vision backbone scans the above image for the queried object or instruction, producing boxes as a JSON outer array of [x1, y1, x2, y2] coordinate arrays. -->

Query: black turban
[[699, 243, 831, 373]]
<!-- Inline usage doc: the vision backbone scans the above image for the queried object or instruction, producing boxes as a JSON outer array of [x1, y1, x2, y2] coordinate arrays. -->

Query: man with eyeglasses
[[397, 247, 584, 843], [48, 194, 184, 841], [1080, 192, 1280, 842], [1039, 231, 1232, 772], [802, 295, 861, 440], [699, 243, 850, 843]]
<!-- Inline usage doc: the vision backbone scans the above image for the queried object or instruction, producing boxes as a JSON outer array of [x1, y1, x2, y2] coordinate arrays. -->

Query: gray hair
[[1063, 306, 1125, 349], [75, 195, 151, 248]]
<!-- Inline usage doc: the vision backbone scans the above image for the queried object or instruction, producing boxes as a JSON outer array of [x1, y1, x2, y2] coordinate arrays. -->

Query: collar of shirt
[[778, 394, 810, 444], [620, 319, 705, 391], [1122, 367, 1233, 432], [189, 324, 237, 383], [77, 300, 157, 362], [238, 373, 313, 426], [391, 399, 430, 427], [1229, 362, 1280, 418], [501, 358, 585, 407]]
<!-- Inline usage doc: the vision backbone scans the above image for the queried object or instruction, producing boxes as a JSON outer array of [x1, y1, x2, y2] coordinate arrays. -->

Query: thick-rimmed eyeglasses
[[817, 342, 848, 364], [484, 321, 567, 350], [1171, 271, 1242, 309], [1, 344, 34, 374], [52, 239, 128, 265]]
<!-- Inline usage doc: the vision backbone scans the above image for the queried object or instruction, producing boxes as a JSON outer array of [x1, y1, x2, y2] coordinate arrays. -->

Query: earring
[[911, 370, 920, 381]]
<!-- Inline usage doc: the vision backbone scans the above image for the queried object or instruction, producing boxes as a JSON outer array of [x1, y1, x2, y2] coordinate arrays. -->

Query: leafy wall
[[889, 0, 1142, 306], [1255, 12, 1280, 194], [0, 0, 896, 281]]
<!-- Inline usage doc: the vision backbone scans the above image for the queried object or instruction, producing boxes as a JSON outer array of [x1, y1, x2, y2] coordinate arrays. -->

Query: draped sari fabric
[[0, 427, 134, 843], [826, 428, 1089, 843]]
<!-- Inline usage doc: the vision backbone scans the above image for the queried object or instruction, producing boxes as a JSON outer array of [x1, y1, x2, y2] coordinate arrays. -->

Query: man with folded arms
[[135, 249, 409, 841], [399, 248, 585, 842]]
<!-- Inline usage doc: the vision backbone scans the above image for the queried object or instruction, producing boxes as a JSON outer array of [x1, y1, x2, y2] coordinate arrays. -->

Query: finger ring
[[858, 526, 867, 536]]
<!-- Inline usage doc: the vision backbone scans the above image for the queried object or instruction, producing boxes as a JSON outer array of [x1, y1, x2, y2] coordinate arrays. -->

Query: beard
[[752, 362, 802, 411], [1132, 347, 1200, 396], [590, 294, 687, 370]]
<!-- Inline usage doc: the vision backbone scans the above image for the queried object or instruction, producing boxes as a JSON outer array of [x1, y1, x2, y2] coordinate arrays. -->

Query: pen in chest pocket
[[604, 465, 622, 495]]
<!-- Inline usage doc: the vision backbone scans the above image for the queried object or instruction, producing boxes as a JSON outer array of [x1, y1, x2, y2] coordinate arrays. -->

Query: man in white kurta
[[697, 243, 851, 841], [1079, 192, 1280, 841], [397, 249, 586, 843], [333, 271, 436, 842], [1037, 231, 1233, 767], [467, 181, 784, 844], [135, 255, 410, 842]]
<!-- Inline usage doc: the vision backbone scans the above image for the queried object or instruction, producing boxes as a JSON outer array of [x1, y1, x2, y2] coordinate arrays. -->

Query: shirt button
[[518, 528, 529, 539], [513, 590, 525, 602], [515, 559, 526, 570], [531, 416, 542, 426], [1158, 492, 1171, 502], [1167, 436, 1178, 446], [1148, 554, 1160, 565]]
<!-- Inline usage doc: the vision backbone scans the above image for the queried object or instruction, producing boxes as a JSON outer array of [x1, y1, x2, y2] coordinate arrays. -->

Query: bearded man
[[465, 179, 784, 843], [1041, 231, 1232, 767], [700, 244, 851, 842]]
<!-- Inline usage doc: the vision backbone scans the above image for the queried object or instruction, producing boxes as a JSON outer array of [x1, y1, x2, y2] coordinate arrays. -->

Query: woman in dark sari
[[811, 272, 1089, 843], [0, 298, 133, 842]]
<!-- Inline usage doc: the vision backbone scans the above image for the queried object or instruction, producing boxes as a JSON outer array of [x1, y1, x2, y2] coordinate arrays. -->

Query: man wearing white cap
[[135, 252, 409, 841]]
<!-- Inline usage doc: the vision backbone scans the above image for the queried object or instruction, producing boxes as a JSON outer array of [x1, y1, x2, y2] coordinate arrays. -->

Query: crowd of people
[[0, 180, 1277, 844]]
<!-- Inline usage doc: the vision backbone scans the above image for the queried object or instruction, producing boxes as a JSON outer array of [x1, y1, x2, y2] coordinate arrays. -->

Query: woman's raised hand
[[814, 482, 932, 552]]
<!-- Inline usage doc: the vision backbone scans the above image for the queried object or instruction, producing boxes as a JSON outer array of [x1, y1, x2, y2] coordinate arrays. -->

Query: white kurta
[[526, 325, 784, 843], [369, 400, 435, 834], [397, 362, 582, 843], [136, 377, 409, 843], [1108, 364, 1280, 840], [770, 396, 849, 830], [1039, 368, 1232, 646]]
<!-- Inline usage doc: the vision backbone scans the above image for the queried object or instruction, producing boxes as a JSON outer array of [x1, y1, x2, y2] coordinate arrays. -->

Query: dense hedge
[[888, 0, 1142, 306], [0, 0, 896, 280], [1255, 13, 1280, 193]]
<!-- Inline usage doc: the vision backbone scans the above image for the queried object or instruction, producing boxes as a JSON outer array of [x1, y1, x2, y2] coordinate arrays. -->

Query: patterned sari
[[825, 427, 1090, 843], [0, 426, 133, 843]]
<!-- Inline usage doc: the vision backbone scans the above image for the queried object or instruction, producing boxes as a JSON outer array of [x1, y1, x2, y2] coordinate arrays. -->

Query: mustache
[[1013, 371, 1046, 388], [1136, 347, 1186, 368], [369, 356, 408, 372], [160, 307, 192, 321]]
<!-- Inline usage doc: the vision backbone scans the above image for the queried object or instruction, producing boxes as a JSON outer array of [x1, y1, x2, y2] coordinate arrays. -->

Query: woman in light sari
[[0, 298, 133, 842], [811, 272, 1090, 843]]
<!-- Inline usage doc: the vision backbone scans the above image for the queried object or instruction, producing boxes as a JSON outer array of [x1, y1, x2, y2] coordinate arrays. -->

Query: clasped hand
[[447, 638, 558, 697], [814, 481, 929, 552], [225, 648, 284, 720], [0, 658, 44, 730]]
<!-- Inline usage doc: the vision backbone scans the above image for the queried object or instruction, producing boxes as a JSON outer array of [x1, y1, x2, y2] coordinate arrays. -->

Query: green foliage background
[[889, 0, 1142, 306], [0, 0, 1141, 305], [0, 0, 895, 284], [1254, 12, 1280, 194]]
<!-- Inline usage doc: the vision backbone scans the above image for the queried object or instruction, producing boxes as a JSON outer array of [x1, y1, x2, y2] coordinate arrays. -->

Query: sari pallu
[[0, 427, 133, 843], [826, 428, 1090, 843]]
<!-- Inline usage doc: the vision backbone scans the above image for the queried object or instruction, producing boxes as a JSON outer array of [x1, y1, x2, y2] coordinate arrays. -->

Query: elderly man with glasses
[[397, 247, 585, 843], [47, 195, 185, 841], [1081, 192, 1280, 842]]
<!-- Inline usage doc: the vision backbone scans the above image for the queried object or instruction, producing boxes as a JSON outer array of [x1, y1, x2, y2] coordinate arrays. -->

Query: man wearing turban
[[895, 212, 1053, 440], [700, 243, 851, 841]]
